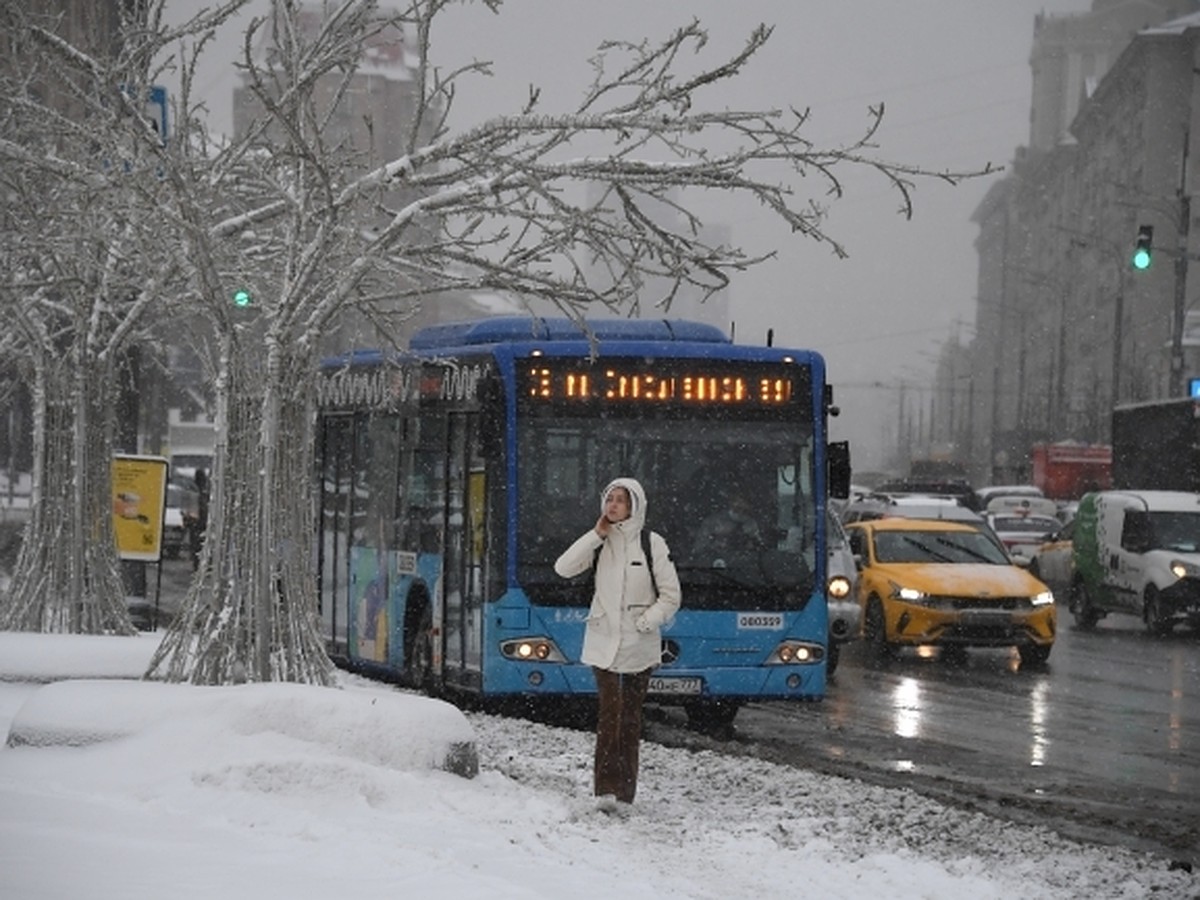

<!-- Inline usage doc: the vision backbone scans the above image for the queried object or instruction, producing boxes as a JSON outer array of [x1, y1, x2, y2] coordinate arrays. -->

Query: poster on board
[[112, 454, 169, 561]]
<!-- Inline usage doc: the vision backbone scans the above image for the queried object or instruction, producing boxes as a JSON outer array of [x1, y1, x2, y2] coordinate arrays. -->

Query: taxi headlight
[[1030, 590, 1055, 607], [894, 585, 925, 602], [827, 575, 852, 599]]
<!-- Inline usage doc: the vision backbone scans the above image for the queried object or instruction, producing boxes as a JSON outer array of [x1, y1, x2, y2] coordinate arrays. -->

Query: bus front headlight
[[767, 640, 825, 665], [500, 637, 567, 663]]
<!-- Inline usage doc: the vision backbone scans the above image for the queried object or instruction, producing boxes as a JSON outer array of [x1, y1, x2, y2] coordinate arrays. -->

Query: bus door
[[442, 413, 486, 688], [317, 413, 355, 657]]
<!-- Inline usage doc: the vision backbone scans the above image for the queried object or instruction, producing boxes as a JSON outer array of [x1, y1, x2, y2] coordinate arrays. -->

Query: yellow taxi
[[845, 517, 1056, 666]]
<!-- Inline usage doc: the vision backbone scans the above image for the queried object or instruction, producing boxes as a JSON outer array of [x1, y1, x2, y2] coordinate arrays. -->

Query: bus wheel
[[1144, 586, 1174, 636], [684, 700, 740, 731], [1070, 580, 1099, 630], [404, 605, 433, 691]]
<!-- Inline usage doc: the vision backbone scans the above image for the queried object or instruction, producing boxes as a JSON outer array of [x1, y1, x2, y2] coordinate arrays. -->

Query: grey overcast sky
[[169, 0, 1091, 469]]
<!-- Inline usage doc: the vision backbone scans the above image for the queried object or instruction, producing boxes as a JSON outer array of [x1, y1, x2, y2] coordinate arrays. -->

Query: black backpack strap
[[642, 529, 659, 597]]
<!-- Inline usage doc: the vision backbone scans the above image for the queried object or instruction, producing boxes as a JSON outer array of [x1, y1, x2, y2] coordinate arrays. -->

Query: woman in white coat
[[555, 477, 681, 809]]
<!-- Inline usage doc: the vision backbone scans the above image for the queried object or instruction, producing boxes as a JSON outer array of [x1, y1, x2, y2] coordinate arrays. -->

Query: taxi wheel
[[1143, 586, 1174, 636], [864, 597, 894, 662], [1018, 643, 1052, 667]]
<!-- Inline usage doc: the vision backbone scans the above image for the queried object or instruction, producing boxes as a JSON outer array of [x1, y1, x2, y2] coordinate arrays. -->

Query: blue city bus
[[315, 316, 850, 725]]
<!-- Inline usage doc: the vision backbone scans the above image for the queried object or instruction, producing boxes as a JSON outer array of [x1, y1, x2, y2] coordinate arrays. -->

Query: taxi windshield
[[873, 529, 1010, 565]]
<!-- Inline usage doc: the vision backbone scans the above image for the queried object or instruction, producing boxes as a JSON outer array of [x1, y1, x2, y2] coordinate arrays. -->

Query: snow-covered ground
[[0, 631, 1194, 900]]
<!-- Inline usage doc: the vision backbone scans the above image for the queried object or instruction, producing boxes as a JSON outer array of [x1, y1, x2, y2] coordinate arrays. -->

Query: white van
[[1070, 490, 1200, 634]]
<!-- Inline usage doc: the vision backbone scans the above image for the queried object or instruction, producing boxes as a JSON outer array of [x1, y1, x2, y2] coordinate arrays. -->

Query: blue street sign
[[145, 85, 168, 144]]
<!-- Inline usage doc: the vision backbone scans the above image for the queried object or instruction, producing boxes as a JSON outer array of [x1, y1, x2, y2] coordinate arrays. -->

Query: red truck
[[1030, 442, 1112, 501]]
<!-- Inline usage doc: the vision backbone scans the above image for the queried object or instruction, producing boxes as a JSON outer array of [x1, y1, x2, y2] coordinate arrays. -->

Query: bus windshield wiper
[[675, 564, 758, 590]]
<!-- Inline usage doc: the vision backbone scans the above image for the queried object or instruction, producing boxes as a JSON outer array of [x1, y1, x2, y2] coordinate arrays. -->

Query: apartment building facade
[[962, 0, 1200, 485]]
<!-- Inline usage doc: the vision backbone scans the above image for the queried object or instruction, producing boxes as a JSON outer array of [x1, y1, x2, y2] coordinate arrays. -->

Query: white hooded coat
[[554, 477, 682, 672]]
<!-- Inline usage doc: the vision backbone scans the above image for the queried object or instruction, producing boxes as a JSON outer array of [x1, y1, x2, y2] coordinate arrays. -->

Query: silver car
[[825, 510, 860, 676]]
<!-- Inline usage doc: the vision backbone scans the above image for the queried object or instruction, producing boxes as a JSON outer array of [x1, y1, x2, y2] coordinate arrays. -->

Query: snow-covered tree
[[0, 1, 196, 633], [1, 0, 992, 681]]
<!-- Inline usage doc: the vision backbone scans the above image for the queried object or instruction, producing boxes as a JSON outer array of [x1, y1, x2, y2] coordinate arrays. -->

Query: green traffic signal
[[1132, 224, 1153, 271], [233, 289, 252, 307]]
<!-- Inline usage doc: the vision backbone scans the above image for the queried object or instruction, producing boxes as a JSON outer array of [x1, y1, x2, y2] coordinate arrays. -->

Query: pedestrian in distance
[[555, 477, 681, 814], [190, 468, 210, 572]]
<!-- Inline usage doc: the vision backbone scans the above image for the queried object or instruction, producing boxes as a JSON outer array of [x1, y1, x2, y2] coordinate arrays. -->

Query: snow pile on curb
[[0, 632, 160, 683], [6, 679, 478, 778]]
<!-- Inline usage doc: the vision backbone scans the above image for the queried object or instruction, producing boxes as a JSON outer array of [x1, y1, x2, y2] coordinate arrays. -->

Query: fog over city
[[168, 0, 1091, 469]]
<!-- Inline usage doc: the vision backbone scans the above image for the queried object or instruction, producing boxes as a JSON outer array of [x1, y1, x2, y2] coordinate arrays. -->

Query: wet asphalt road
[[649, 615, 1200, 868]]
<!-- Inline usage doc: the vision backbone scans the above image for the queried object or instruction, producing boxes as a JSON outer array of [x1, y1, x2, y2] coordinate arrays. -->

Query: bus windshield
[[517, 414, 818, 610]]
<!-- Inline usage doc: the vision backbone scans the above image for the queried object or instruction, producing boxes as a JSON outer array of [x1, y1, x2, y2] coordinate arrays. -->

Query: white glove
[[635, 614, 653, 634]]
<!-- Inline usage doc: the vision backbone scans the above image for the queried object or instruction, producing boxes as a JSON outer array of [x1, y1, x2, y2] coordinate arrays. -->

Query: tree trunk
[[0, 340, 133, 634], [147, 330, 334, 685]]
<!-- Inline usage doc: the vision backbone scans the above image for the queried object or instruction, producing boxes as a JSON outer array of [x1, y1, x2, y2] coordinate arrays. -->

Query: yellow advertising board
[[112, 454, 169, 561]]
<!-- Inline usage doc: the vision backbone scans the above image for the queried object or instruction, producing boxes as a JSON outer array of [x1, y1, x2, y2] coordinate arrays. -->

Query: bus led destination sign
[[524, 363, 795, 405]]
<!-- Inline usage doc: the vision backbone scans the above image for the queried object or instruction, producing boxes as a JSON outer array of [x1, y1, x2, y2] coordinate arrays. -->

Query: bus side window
[[413, 414, 447, 553]]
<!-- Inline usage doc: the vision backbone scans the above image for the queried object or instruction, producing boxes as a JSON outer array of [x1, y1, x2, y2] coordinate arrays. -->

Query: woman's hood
[[599, 477, 648, 532]]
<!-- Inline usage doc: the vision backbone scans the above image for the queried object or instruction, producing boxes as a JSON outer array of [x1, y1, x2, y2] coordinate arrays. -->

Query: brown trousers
[[592, 666, 653, 803]]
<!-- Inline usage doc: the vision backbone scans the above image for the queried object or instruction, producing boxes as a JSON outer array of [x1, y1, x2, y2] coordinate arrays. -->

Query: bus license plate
[[648, 676, 703, 695]]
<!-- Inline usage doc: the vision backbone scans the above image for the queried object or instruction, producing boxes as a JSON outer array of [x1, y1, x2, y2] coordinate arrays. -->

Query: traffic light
[[1132, 224, 1153, 270], [232, 289, 252, 307]]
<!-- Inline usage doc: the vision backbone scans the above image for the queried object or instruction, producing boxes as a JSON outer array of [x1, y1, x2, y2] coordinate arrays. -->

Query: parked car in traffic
[[845, 517, 1057, 666], [162, 479, 201, 560], [824, 509, 860, 676], [974, 484, 1045, 508], [838, 494, 891, 524], [983, 496, 1060, 567], [840, 494, 1006, 553], [1028, 519, 1075, 597], [872, 477, 981, 510]]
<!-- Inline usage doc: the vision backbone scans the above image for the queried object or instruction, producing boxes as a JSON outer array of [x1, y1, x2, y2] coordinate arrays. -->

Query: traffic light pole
[[1168, 129, 1191, 398], [1170, 190, 1190, 397]]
